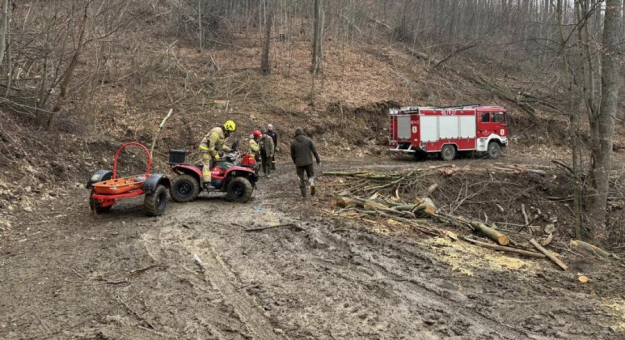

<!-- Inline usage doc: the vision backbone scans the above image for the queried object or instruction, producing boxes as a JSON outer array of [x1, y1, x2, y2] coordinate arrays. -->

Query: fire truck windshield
[[492, 112, 507, 124]]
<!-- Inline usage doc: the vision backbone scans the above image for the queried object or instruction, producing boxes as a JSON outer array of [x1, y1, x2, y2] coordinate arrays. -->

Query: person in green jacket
[[290, 128, 321, 199]]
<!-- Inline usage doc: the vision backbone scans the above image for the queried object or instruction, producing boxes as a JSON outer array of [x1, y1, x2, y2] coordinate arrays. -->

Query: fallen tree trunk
[[470, 222, 510, 245], [462, 237, 546, 258], [530, 238, 568, 271], [570, 240, 611, 258], [403, 46, 538, 121]]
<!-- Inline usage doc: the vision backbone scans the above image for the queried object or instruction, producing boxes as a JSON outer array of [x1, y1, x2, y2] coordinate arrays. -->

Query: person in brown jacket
[[290, 128, 320, 199], [260, 129, 275, 178]]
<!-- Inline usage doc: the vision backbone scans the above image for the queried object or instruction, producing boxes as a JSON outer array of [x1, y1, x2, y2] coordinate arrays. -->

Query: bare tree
[[0, 0, 9, 67], [312, 0, 323, 74], [47, 0, 91, 131], [556, 0, 583, 239], [261, 0, 273, 75], [590, 0, 622, 239]]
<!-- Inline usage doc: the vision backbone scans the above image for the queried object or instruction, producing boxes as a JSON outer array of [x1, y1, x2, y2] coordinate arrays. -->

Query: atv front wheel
[[226, 177, 253, 203], [89, 190, 112, 214], [144, 184, 168, 216], [170, 174, 200, 203]]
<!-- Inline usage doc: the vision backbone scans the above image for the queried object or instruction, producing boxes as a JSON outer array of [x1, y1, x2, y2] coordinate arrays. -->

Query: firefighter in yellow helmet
[[199, 120, 236, 183]]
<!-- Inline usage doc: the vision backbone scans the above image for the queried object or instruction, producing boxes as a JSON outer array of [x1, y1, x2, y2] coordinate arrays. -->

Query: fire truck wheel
[[487, 142, 501, 159], [440, 145, 456, 161]]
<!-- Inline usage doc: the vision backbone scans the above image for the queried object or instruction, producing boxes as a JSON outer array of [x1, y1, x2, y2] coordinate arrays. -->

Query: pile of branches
[[326, 166, 620, 271]]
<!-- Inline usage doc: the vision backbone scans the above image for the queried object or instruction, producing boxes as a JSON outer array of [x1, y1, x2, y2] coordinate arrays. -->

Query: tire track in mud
[[289, 221, 529, 339], [142, 225, 286, 340], [185, 240, 287, 340]]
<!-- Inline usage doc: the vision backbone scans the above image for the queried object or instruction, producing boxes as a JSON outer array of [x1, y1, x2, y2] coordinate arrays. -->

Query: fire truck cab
[[389, 105, 509, 161]]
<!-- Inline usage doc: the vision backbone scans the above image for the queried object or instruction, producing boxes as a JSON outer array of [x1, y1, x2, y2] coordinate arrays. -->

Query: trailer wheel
[[89, 190, 112, 214], [487, 142, 501, 159], [144, 184, 168, 216], [440, 145, 456, 161]]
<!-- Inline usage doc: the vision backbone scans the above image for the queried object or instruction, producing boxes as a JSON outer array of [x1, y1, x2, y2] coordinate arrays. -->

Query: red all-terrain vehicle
[[86, 142, 171, 216], [168, 145, 258, 203]]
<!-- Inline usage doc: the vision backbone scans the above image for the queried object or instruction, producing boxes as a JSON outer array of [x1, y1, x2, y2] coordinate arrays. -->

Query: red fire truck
[[389, 105, 509, 160]]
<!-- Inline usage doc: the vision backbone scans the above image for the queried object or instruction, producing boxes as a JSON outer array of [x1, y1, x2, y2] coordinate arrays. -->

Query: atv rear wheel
[[89, 190, 112, 214], [226, 177, 253, 203], [487, 141, 501, 159], [170, 174, 200, 203], [144, 184, 168, 216], [440, 144, 456, 161]]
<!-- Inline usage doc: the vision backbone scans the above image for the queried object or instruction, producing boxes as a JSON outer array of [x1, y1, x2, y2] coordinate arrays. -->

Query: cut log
[[570, 240, 611, 258], [529, 238, 568, 271], [462, 237, 546, 258], [335, 197, 358, 208], [470, 222, 510, 245], [416, 198, 437, 215]]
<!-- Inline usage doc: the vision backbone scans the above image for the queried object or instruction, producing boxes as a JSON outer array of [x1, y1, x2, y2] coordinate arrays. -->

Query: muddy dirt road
[[1, 158, 624, 340]]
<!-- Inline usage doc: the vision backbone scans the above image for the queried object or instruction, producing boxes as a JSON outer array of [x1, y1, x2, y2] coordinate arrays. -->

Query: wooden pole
[[463, 237, 545, 258], [150, 108, 174, 157], [530, 238, 568, 271]]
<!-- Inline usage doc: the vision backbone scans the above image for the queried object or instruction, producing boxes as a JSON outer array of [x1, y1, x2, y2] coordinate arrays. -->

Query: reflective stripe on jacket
[[200, 127, 230, 156], [249, 139, 260, 153]]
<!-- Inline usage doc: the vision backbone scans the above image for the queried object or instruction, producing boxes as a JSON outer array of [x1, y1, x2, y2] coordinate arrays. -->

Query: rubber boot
[[300, 185, 307, 200], [309, 177, 316, 196], [262, 166, 268, 177], [266, 165, 271, 178]]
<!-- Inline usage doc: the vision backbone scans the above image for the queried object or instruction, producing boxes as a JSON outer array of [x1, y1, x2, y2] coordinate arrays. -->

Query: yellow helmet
[[224, 120, 236, 132]]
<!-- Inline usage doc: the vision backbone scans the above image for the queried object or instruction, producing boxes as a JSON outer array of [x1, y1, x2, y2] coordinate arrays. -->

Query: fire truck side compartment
[[420, 116, 438, 142], [396, 115, 412, 140]]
